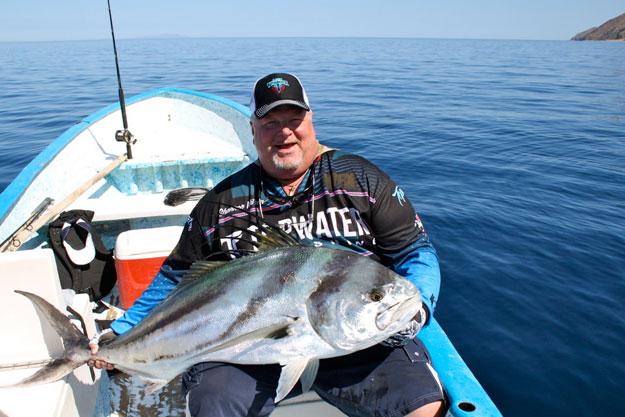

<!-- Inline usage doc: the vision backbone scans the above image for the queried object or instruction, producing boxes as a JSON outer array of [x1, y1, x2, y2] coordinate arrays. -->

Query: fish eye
[[368, 289, 385, 302]]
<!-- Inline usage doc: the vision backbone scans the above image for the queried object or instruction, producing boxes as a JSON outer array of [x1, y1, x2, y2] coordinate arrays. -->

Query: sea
[[0, 38, 624, 417]]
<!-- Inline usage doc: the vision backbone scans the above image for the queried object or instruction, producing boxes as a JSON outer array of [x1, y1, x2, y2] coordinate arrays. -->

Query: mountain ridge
[[572, 12, 625, 40]]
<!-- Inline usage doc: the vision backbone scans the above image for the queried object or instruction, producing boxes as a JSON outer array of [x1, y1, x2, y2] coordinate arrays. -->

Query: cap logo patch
[[267, 77, 289, 94]]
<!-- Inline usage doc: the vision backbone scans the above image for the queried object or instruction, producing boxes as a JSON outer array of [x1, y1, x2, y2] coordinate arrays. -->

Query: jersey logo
[[267, 77, 289, 94], [414, 213, 425, 233], [392, 186, 406, 206]]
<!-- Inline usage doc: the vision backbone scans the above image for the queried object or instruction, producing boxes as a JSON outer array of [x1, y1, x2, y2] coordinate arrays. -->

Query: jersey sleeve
[[368, 168, 441, 320], [109, 267, 182, 335]]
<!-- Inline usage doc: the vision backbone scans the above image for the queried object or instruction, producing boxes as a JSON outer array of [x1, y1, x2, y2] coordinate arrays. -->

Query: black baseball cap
[[250, 73, 311, 118]]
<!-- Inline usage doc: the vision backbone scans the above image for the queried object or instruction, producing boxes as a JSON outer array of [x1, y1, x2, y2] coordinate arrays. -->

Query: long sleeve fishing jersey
[[111, 149, 441, 335]]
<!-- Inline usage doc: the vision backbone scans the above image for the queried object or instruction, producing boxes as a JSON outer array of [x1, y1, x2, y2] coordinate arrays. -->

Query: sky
[[0, 0, 623, 42]]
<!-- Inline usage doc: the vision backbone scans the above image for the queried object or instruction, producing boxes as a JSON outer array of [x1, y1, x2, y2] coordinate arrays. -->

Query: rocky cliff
[[572, 12, 625, 40]]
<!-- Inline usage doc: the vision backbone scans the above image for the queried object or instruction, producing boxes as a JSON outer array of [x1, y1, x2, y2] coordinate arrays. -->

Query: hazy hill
[[572, 12, 625, 40]]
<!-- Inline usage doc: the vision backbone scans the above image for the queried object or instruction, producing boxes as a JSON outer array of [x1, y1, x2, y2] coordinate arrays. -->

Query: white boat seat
[[69, 192, 199, 222], [0, 249, 100, 417], [107, 154, 248, 195]]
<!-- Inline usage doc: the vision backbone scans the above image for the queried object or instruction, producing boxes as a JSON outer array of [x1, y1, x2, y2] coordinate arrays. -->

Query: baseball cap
[[250, 73, 311, 118]]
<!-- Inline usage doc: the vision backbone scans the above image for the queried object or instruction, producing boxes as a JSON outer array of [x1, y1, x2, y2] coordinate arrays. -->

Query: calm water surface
[[1, 38, 624, 416]]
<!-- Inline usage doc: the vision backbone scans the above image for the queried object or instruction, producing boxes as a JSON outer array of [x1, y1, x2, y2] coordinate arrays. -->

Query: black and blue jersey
[[111, 149, 440, 335]]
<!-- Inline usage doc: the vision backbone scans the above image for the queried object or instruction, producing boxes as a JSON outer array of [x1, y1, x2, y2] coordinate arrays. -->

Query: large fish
[[3, 226, 421, 401]]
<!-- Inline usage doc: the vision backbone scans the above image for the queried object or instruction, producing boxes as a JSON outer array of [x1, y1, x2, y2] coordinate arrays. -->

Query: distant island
[[572, 12, 625, 40]]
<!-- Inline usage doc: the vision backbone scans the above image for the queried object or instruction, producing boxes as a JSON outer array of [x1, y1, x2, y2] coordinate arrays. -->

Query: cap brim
[[61, 220, 96, 266], [255, 100, 310, 118]]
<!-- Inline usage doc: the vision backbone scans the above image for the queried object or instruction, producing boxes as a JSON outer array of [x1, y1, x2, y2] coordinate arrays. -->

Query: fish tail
[[0, 290, 90, 388]]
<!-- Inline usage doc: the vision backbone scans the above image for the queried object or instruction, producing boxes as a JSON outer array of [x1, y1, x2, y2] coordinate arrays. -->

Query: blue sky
[[1, 0, 623, 42]]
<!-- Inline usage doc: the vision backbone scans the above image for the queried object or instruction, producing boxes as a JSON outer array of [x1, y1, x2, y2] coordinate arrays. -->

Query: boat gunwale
[[0, 87, 252, 227]]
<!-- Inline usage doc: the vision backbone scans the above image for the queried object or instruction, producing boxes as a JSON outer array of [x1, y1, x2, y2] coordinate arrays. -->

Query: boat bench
[[0, 249, 100, 417], [107, 155, 248, 195], [70, 192, 199, 222], [68, 154, 250, 222]]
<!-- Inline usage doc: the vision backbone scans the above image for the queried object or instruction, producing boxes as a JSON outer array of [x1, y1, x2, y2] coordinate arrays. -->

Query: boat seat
[[67, 153, 251, 222], [69, 192, 198, 222], [0, 249, 100, 417], [107, 154, 248, 195]]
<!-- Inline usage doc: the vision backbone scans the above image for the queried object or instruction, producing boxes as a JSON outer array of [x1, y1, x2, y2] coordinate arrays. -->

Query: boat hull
[[0, 88, 502, 417], [0, 88, 256, 247]]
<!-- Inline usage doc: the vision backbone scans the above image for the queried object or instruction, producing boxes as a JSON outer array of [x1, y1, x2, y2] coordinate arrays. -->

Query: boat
[[0, 88, 502, 417]]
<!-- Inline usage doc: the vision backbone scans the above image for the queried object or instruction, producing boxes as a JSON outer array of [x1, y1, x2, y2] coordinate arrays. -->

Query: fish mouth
[[375, 296, 422, 331]]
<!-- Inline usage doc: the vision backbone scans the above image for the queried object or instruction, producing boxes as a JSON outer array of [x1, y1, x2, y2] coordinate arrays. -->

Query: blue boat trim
[[420, 318, 502, 416], [0, 88, 251, 226]]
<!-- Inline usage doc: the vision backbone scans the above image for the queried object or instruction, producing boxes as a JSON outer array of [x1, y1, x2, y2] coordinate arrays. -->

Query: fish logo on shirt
[[267, 78, 290, 94], [392, 186, 406, 206]]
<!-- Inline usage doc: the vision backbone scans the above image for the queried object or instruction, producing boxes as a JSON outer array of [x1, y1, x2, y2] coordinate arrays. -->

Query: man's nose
[[278, 123, 294, 135]]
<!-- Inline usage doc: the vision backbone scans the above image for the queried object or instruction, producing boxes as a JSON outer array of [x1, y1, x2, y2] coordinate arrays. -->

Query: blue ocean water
[[1, 38, 624, 416]]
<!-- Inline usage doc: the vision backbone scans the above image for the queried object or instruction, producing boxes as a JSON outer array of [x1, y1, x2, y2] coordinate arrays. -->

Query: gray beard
[[272, 153, 303, 171]]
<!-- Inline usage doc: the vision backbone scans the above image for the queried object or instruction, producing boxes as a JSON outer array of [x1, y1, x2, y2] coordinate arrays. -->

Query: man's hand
[[87, 328, 116, 370], [380, 306, 428, 347]]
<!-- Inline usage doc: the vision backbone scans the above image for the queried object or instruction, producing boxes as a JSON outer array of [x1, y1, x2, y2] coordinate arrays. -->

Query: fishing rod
[[0, 197, 54, 252], [107, 0, 135, 159]]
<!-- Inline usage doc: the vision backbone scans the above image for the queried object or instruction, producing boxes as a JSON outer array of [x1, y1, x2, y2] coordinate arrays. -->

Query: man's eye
[[287, 119, 303, 129], [263, 121, 279, 130]]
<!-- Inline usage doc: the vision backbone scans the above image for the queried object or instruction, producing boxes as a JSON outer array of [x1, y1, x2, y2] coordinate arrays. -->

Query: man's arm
[[376, 217, 440, 347], [361, 159, 441, 331], [88, 268, 181, 368], [387, 239, 440, 322], [109, 265, 184, 334]]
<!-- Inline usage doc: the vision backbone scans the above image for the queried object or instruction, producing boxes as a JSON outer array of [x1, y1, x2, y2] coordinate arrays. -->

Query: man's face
[[251, 106, 319, 182]]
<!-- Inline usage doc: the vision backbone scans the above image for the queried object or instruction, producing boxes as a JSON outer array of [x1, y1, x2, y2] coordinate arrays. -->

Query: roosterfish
[[3, 220, 422, 402]]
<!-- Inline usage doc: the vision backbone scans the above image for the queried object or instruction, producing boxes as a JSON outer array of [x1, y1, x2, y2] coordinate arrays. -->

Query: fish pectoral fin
[[144, 378, 169, 395], [275, 358, 312, 403], [300, 359, 319, 393], [204, 320, 298, 355]]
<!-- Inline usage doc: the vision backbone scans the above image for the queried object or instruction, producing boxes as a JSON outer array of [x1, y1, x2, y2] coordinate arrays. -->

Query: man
[[91, 73, 445, 417]]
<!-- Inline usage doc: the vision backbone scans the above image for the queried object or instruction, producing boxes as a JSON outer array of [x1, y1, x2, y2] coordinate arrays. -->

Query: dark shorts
[[182, 338, 446, 417]]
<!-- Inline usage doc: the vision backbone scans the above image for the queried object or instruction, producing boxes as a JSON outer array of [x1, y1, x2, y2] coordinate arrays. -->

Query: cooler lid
[[115, 226, 183, 260]]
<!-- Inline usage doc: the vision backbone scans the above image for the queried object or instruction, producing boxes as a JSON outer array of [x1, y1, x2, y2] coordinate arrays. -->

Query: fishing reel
[[115, 129, 135, 144], [115, 129, 136, 159]]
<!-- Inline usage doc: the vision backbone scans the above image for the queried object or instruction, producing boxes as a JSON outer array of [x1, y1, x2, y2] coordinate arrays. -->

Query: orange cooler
[[114, 226, 183, 309]]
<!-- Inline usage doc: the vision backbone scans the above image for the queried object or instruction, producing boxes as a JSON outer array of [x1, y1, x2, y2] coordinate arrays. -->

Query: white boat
[[0, 88, 502, 417]]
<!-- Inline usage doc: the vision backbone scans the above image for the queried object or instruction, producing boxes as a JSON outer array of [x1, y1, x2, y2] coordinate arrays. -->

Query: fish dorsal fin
[[276, 358, 312, 402], [179, 261, 228, 285], [227, 222, 299, 252], [187, 260, 228, 276], [201, 201, 301, 252]]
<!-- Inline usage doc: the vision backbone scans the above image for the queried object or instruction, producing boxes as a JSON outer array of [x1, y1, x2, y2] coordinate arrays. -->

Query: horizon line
[[0, 35, 585, 44]]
